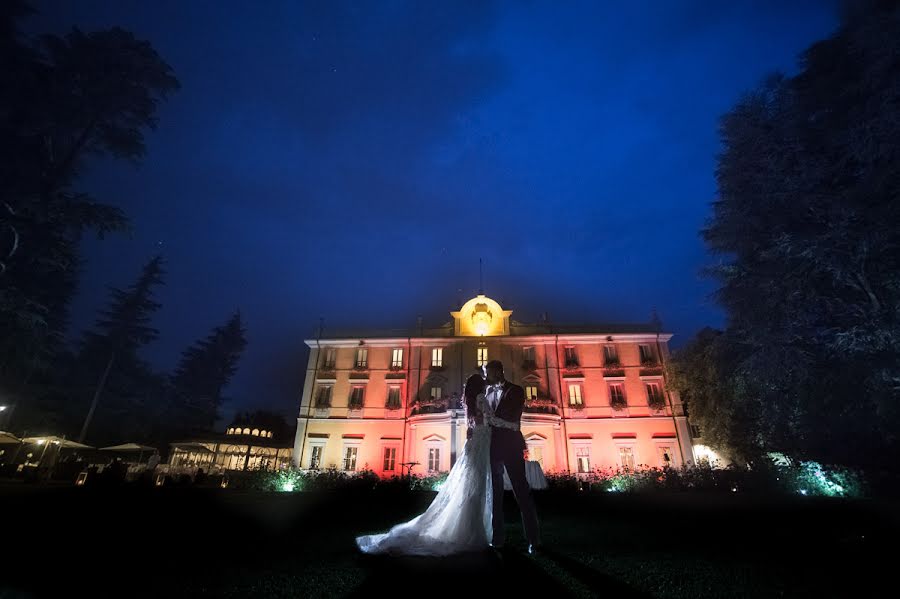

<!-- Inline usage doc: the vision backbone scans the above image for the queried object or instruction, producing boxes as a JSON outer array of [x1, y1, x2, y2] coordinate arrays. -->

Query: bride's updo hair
[[463, 373, 486, 415]]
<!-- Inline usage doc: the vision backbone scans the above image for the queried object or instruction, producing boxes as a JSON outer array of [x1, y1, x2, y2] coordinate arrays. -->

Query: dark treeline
[[671, 0, 900, 472], [0, 1, 248, 449]]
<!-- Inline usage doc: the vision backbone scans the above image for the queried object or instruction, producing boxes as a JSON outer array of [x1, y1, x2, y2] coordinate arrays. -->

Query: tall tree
[[695, 0, 900, 468], [0, 5, 179, 425], [76, 255, 166, 442], [170, 311, 248, 435]]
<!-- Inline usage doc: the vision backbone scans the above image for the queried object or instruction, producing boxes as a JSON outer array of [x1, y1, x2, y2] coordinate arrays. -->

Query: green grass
[[0, 483, 894, 598]]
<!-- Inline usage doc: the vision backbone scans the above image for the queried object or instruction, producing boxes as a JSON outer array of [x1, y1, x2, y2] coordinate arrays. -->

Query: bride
[[355, 372, 520, 556]]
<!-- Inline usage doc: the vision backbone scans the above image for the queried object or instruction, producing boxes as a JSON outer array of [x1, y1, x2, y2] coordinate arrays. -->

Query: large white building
[[293, 294, 697, 477]]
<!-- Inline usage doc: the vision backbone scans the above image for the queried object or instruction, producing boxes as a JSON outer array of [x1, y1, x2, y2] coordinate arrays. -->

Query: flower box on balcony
[[525, 398, 558, 414], [603, 359, 621, 369], [413, 397, 448, 414], [349, 371, 369, 380], [648, 398, 667, 412], [385, 372, 406, 379], [564, 361, 580, 370], [352, 363, 368, 371], [610, 399, 628, 412]]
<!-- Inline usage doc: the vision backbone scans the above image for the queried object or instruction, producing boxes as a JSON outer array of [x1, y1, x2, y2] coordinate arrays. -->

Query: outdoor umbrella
[[0, 431, 22, 445], [19, 436, 94, 468], [21, 436, 93, 449], [100, 443, 158, 464]]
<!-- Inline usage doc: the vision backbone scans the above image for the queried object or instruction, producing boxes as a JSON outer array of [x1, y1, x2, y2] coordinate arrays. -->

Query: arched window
[[243, 428, 250, 435], [227, 427, 233, 435], [252, 428, 260, 436], [260, 430, 267, 438]]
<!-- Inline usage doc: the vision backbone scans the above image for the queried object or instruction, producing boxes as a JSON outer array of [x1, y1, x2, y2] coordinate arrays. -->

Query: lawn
[[0, 483, 894, 598]]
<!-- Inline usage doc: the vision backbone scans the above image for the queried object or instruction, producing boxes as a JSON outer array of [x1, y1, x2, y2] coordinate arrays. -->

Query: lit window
[[355, 348, 368, 368], [576, 446, 590, 473], [618, 446, 635, 470], [391, 348, 403, 368], [431, 387, 442, 400], [427, 447, 441, 472], [252, 428, 260, 437], [568, 384, 583, 407], [564, 346, 578, 367], [477, 347, 488, 367], [431, 347, 443, 367], [343, 446, 358, 471], [383, 447, 397, 471], [657, 445, 673, 467], [227, 428, 234, 435], [323, 348, 336, 369], [528, 445, 544, 466], [526, 386, 538, 400], [309, 446, 323, 469], [242, 428, 251, 435]]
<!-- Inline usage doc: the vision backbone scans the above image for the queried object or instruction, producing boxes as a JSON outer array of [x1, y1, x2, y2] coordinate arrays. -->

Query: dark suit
[[488, 380, 540, 546]]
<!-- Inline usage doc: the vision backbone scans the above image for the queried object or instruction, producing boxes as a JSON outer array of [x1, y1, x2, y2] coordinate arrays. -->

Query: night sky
[[26, 1, 838, 425]]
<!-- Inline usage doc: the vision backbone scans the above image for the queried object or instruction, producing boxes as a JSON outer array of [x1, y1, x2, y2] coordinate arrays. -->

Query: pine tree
[[170, 311, 248, 435], [76, 255, 165, 442]]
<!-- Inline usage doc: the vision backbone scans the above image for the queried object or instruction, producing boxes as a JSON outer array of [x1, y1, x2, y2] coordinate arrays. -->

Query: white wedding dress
[[355, 391, 514, 556]]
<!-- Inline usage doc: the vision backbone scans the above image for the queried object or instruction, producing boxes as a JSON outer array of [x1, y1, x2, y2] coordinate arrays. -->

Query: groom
[[482, 360, 541, 554]]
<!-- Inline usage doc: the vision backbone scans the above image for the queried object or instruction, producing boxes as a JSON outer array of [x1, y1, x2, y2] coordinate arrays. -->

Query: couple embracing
[[355, 359, 541, 556]]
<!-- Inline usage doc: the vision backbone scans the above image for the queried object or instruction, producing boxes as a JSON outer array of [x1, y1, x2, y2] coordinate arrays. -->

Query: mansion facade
[[292, 294, 697, 478]]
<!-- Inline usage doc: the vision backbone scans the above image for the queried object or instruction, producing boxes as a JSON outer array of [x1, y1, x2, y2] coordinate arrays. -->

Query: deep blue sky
[[28, 1, 838, 425]]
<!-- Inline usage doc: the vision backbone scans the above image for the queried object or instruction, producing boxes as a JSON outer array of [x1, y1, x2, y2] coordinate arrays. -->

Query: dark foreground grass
[[0, 483, 895, 598]]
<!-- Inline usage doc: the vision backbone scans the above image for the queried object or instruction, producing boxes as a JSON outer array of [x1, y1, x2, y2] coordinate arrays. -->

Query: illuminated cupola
[[450, 294, 512, 336]]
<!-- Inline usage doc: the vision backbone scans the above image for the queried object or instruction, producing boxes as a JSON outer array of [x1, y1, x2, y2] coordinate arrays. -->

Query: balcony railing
[[524, 397, 558, 414], [411, 397, 449, 415], [640, 355, 658, 367]]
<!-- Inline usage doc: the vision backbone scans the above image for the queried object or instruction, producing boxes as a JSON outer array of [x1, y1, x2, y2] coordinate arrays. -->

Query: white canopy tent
[[100, 443, 158, 465]]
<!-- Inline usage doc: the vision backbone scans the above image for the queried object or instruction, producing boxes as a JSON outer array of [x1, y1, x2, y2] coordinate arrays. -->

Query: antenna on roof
[[479, 257, 484, 294]]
